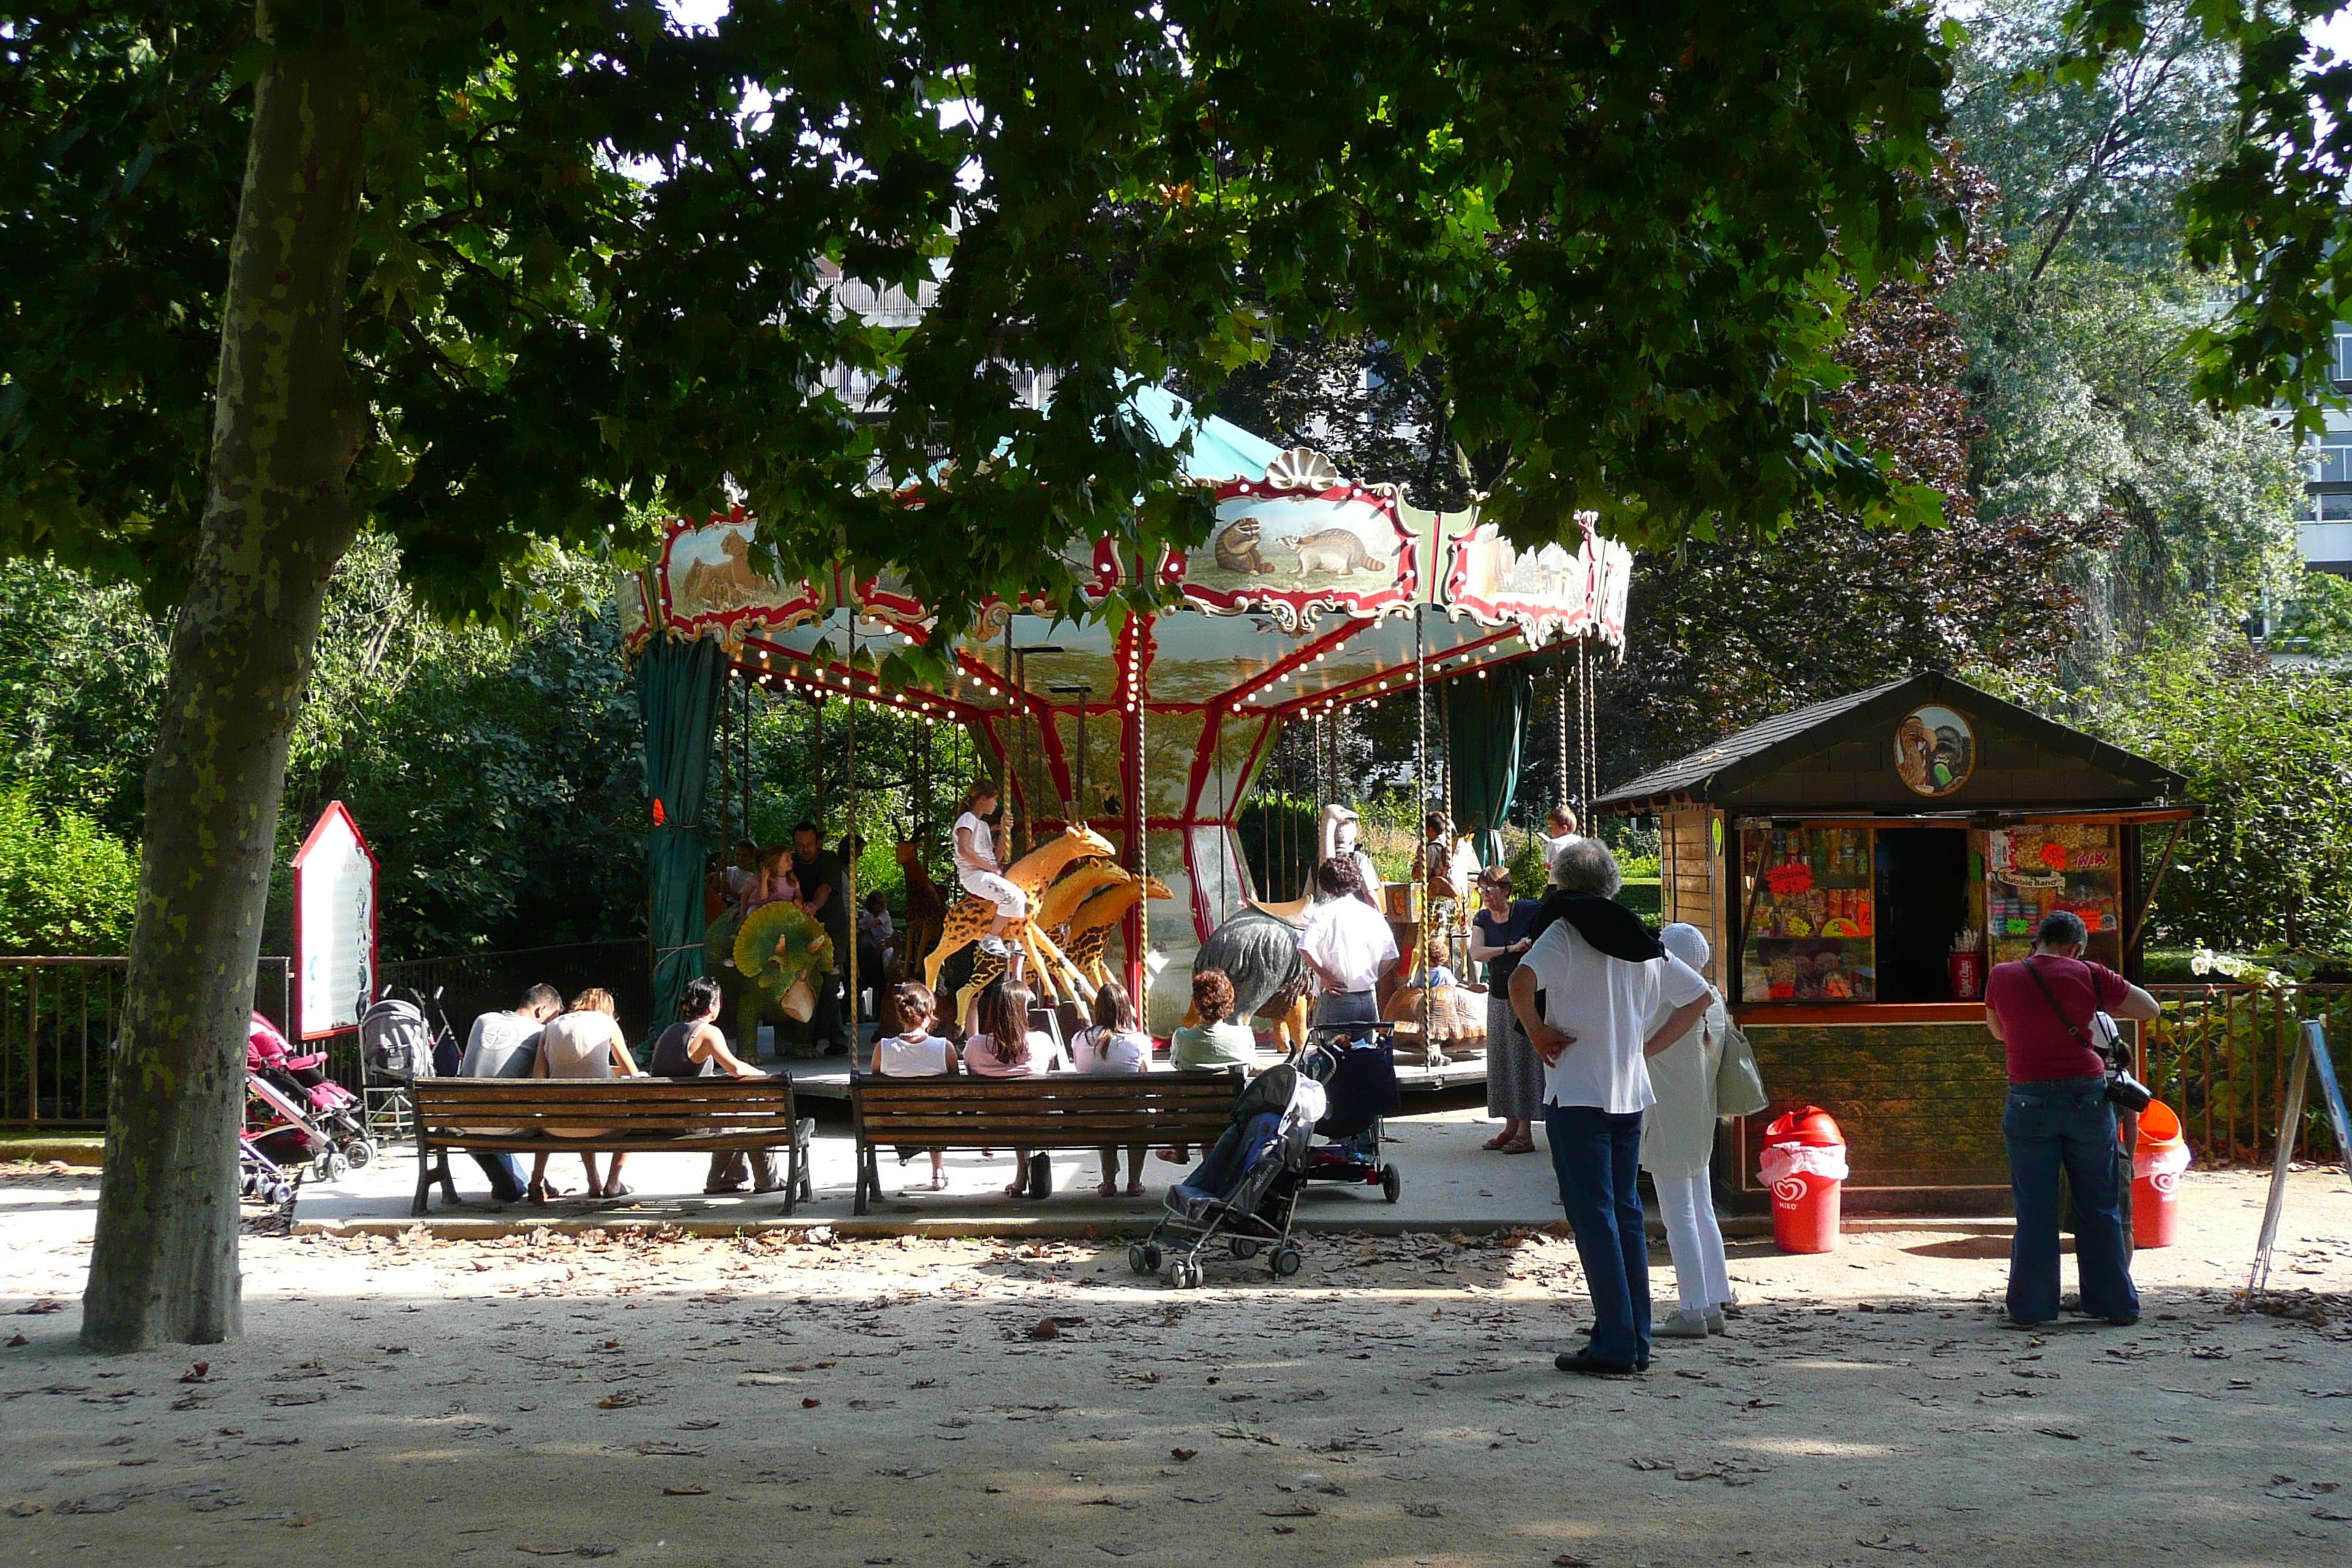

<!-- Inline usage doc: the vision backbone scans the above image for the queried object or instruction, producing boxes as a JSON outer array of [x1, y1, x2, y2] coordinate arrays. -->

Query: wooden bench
[[849, 1071, 1241, 1214], [409, 1078, 813, 1216]]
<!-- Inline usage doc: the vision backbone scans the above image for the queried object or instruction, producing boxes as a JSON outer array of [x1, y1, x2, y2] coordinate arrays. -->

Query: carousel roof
[[618, 389, 1632, 733]]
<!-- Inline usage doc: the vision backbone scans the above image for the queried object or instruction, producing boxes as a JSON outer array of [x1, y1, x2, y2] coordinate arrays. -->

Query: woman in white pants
[[1643, 922, 1735, 1338]]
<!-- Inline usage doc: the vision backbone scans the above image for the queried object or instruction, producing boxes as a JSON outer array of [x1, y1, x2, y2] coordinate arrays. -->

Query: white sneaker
[[1705, 1309, 1728, 1336], [1655, 1310, 1710, 1340], [978, 935, 1008, 959]]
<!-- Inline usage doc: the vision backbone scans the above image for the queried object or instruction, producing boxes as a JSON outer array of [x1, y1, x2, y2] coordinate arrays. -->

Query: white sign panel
[[293, 802, 378, 1040]]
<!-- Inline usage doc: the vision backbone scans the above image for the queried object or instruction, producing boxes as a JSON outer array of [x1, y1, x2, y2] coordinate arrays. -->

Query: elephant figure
[[1186, 900, 1313, 1055]]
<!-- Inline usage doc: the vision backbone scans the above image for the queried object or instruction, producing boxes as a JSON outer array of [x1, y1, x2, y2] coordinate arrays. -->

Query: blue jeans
[[1545, 1104, 1650, 1365], [2003, 1077, 2138, 1324], [469, 1151, 525, 1204]]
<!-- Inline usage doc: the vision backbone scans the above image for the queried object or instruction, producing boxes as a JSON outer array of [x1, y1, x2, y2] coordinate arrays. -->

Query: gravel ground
[[0, 1165, 2347, 1567]]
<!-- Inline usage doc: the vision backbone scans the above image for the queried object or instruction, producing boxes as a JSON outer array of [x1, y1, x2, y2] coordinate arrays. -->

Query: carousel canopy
[[623, 390, 1635, 1028]]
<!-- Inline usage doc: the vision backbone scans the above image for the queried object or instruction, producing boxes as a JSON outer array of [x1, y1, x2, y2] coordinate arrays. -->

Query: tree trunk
[[80, 4, 368, 1352]]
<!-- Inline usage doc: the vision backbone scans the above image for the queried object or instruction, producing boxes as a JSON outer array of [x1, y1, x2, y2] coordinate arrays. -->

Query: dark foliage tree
[[4, 0, 1961, 1347]]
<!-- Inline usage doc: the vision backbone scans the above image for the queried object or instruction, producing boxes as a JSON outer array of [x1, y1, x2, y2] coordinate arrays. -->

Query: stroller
[[1300, 1020, 1403, 1203], [238, 1128, 300, 1213], [247, 1011, 376, 1177], [1128, 1059, 1327, 1289], [356, 987, 455, 1144]]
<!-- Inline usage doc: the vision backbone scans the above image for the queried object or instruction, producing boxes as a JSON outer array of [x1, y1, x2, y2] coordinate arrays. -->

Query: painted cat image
[[1292, 527, 1387, 576], [1213, 517, 1276, 575]]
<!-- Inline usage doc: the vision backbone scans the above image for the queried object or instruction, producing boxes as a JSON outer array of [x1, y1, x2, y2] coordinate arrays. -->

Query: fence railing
[[2145, 982, 2352, 1165], [0, 957, 293, 1129], [0, 941, 650, 1131], [379, 940, 652, 1058]]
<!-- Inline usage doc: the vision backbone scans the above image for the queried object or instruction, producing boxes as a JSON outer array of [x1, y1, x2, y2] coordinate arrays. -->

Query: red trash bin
[[1760, 1106, 1847, 1254], [2127, 1101, 2191, 1249]]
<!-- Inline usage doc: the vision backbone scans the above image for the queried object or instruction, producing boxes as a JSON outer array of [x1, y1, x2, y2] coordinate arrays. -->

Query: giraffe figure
[[1058, 875, 1172, 989], [923, 823, 1117, 1001]]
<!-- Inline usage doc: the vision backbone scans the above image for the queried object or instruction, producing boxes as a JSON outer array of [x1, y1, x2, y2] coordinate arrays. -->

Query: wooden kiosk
[[1594, 672, 2191, 1213]]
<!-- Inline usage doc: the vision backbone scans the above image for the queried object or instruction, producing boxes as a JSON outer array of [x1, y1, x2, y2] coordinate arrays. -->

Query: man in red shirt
[[1984, 911, 2161, 1327]]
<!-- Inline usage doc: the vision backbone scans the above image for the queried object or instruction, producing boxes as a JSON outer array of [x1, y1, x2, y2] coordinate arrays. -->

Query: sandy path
[[1, 1167, 2347, 1567]]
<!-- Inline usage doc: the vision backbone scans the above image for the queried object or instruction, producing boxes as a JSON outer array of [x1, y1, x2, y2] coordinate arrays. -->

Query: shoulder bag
[[1714, 1013, 1771, 1118], [2020, 957, 2152, 1112]]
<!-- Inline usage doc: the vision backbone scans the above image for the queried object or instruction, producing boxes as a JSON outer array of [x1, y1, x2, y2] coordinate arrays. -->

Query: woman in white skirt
[[1643, 922, 1735, 1337], [953, 782, 1025, 960]]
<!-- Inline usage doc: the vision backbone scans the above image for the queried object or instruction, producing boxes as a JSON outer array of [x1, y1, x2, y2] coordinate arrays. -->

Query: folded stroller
[[1300, 1021, 1403, 1202], [247, 1011, 377, 1176], [1128, 1061, 1327, 1289]]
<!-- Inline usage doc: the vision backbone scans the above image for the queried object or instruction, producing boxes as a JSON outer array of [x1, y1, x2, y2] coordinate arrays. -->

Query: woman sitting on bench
[[960, 977, 1063, 1197]]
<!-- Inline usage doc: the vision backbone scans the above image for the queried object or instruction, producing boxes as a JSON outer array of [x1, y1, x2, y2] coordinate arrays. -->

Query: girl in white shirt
[[1070, 979, 1154, 1197], [872, 981, 957, 1191], [953, 783, 1026, 960]]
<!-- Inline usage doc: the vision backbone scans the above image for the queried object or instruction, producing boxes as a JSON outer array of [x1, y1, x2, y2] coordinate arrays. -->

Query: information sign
[[293, 802, 378, 1040]]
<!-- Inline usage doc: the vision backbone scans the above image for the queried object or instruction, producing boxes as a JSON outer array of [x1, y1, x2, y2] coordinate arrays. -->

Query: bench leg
[[412, 1141, 437, 1217], [853, 1141, 871, 1217], [438, 1150, 460, 1207], [790, 1118, 815, 1213]]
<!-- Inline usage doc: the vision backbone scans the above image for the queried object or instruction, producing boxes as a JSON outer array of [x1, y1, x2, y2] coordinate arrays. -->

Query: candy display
[[1742, 827, 1875, 1003], [1986, 823, 2122, 970]]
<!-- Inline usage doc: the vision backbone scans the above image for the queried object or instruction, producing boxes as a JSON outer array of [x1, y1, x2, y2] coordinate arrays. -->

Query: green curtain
[[1448, 670, 1530, 867], [638, 634, 728, 1030]]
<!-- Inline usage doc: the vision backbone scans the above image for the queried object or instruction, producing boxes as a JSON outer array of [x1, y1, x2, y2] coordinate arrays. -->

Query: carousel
[[622, 388, 1632, 1068]]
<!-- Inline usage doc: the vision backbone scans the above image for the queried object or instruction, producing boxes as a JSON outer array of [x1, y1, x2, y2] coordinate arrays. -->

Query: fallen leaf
[[284, 1513, 322, 1529], [662, 1485, 709, 1497], [55, 1497, 127, 1515], [596, 1392, 641, 1410], [2034, 1426, 2081, 1441], [264, 1391, 328, 1406], [3, 1334, 26, 1349], [1552, 1557, 1594, 1567], [1262, 1503, 1319, 1518], [802, 1398, 821, 1409], [1172, 1493, 1222, 1504], [179, 1362, 211, 1383], [1029, 1319, 1060, 1341], [1270, 1525, 1296, 1536], [632, 1441, 706, 1457], [1627, 1457, 1669, 1471], [5, 1502, 42, 1518], [1856, 1534, 1926, 1554], [1169, 1448, 1196, 1462], [12, 1300, 64, 1316], [2314, 1507, 2352, 1522], [1403, 1501, 1442, 1518]]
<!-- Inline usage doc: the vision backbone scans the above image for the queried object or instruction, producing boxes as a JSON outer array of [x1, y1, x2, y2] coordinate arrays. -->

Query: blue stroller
[[1128, 1060, 1327, 1289], [1300, 1021, 1403, 1202]]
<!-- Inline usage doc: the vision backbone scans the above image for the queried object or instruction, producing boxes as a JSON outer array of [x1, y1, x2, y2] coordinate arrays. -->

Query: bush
[[0, 786, 139, 954]]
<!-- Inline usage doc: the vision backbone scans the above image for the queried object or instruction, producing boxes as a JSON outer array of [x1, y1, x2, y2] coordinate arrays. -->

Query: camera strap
[[2021, 957, 2115, 1068]]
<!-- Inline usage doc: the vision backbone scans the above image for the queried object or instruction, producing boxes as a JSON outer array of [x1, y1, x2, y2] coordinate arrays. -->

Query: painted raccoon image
[[1292, 527, 1387, 576], [1213, 516, 1277, 574]]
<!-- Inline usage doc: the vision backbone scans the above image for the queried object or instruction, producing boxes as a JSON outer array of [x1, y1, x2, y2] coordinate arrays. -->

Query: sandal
[[1125, 1180, 1145, 1198], [927, 1173, 949, 1191], [1097, 1180, 1119, 1198], [1501, 1137, 1537, 1154], [602, 1183, 635, 1199], [1482, 1131, 1515, 1151], [527, 1181, 551, 1206], [704, 1183, 747, 1196]]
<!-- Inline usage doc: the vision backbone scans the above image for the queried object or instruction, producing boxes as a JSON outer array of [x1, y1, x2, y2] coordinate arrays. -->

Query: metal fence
[[380, 940, 653, 1055], [0, 956, 293, 1129], [2145, 982, 2352, 1165]]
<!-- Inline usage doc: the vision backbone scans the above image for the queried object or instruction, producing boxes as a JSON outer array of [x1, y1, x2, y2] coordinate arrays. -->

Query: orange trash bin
[[2127, 1101, 2191, 1249]]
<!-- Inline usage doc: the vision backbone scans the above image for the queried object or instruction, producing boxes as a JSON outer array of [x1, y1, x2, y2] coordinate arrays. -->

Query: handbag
[[2020, 957, 2153, 1113], [1714, 1014, 1771, 1118]]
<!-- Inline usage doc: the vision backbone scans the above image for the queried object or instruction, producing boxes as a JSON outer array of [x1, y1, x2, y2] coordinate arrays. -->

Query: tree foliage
[[0, 786, 140, 955]]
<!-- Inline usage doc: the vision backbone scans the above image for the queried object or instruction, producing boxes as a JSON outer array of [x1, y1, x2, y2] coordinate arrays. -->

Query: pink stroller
[[247, 1011, 377, 1180]]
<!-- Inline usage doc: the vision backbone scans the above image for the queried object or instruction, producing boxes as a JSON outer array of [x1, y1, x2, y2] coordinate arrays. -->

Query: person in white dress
[[1642, 923, 1735, 1338], [953, 783, 1025, 960]]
